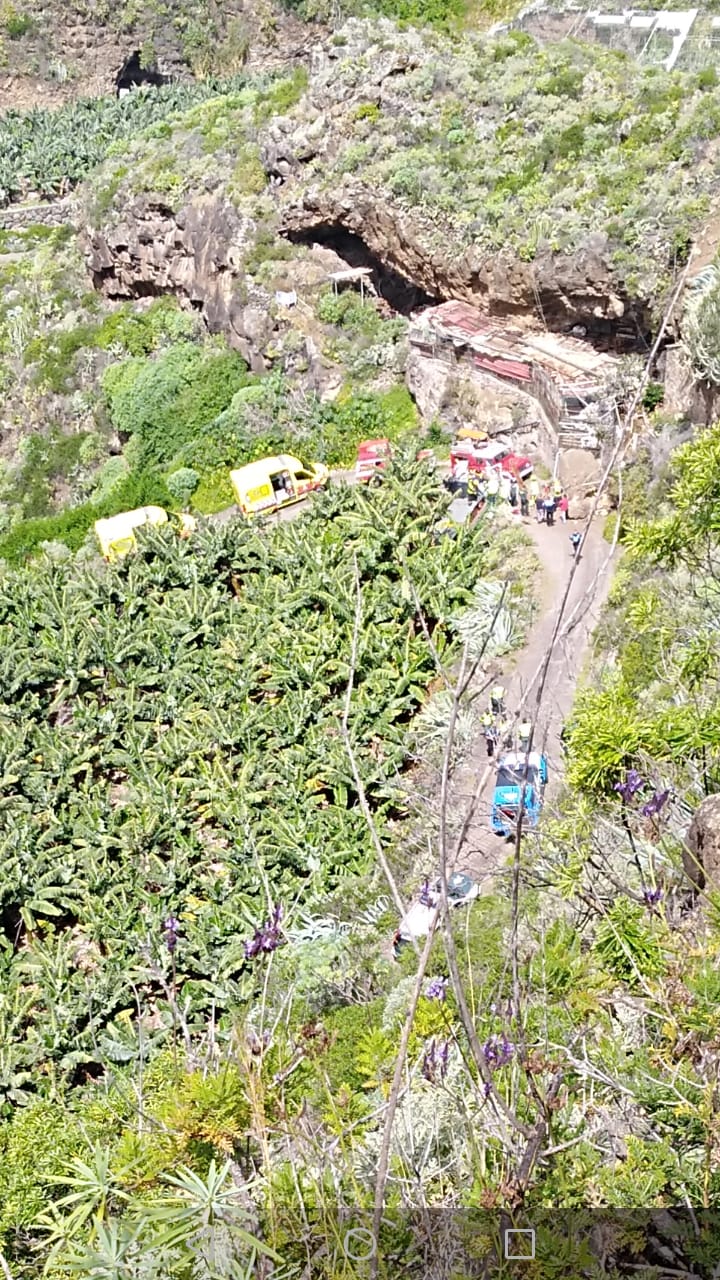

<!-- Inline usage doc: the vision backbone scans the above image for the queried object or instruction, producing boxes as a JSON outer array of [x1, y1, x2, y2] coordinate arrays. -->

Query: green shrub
[[321, 999, 385, 1092], [91, 455, 130, 502], [1, 4, 33, 37], [24, 299, 194, 394], [3, 430, 90, 518], [369, 0, 466, 28], [167, 467, 200, 509], [353, 102, 381, 123], [0, 1100, 83, 1246], [642, 381, 664, 411], [103, 342, 251, 468], [229, 144, 267, 197], [593, 899, 665, 986], [191, 469, 237, 514]]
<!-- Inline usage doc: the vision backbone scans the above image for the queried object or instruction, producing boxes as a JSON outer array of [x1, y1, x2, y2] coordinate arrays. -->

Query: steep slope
[[79, 21, 720, 343]]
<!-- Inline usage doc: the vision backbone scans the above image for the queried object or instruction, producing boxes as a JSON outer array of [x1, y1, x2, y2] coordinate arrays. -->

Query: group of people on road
[[528, 476, 567, 526], [481, 685, 533, 760], [449, 460, 519, 510], [447, 463, 585, 557]]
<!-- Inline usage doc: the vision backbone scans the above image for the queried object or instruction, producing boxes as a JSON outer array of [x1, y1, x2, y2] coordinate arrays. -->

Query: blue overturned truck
[[491, 750, 549, 838]]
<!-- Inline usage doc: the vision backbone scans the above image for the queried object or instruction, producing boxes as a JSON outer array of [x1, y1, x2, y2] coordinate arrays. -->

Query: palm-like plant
[[0, 465, 492, 1098]]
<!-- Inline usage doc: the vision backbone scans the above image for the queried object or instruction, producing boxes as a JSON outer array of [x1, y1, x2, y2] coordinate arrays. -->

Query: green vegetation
[[24, 296, 195, 393], [0, 467, 173, 563], [169, 376, 420, 510], [0, 3, 33, 37], [0, 77, 249, 202], [102, 341, 252, 468], [281, 0, 468, 28], [566, 424, 720, 793], [0, 459, 487, 1107]]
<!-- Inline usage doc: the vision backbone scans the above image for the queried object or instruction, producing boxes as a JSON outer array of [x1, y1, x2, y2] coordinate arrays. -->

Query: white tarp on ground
[[398, 901, 436, 941]]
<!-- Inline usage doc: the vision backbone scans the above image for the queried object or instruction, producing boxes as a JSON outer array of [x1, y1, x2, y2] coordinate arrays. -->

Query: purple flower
[[482, 1033, 514, 1069], [163, 915, 180, 955], [419, 879, 432, 907], [614, 769, 646, 805], [247, 1028, 271, 1054], [643, 886, 662, 908], [641, 789, 669, 819], [421, 1037, 450, 1084], [244, 903, 285, 961], [426, 976, 448, 1002], [483, 1080, 493, 1099]]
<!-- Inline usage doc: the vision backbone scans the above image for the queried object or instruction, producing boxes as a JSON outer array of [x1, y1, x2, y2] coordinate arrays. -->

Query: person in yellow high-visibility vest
[[529, 475, 542, 522], [518, 720, 532, 751], [490, 684, 506, 715]]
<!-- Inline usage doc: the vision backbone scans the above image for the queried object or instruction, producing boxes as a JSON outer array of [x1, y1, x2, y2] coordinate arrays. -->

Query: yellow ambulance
[[94, 507, 196, 561], [229, 455, 329, 517]]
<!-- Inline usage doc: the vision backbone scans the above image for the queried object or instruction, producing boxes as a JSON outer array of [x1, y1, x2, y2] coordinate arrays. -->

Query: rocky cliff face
[[84, 179, 647, 372], [85, 194, 276, 371], [278, 187, 640, 332], [79, 16, 674, 364]]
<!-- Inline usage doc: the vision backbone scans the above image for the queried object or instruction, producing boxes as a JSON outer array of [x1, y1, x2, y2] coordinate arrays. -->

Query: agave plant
[[452, 579, 518, 658]]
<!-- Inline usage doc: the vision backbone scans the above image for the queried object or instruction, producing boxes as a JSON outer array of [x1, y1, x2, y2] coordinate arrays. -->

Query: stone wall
[[0, 198, 79, 231], [661, 343, 720, 425], [406, 346, 558, 467]]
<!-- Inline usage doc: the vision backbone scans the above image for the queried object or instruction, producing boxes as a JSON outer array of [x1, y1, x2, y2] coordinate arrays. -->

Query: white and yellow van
[[230, 455, 329, 517], [94, 507, 197, 561]]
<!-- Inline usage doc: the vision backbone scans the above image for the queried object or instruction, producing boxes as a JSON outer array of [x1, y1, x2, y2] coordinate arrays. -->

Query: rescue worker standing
[[486, 470, 500, 508], [518, 719, 532, 751], [490, 684, 506, 715], [467, 470, 481, 507], [482, 711, 497, 758], [453, 456, 469, 499], [519, 481, 530, 518]]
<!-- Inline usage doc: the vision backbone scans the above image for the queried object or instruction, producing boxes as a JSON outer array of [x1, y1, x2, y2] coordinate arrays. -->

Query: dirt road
[[448, 510, 616, 888]]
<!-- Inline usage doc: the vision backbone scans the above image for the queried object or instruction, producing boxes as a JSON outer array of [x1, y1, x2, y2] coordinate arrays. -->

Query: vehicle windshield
[[496, 766, 538, 789]]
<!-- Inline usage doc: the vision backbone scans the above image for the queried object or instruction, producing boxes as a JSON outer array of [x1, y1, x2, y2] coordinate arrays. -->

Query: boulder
[[568, 496, 591, 520], [558, 448, 602, 496], [684, 794, 720, 891]]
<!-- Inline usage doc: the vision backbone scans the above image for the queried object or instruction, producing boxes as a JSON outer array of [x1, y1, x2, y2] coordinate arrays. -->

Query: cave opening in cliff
[[116, 51, 170, 97], [282, 226, 439, 315], [556, 312, 652, 355]]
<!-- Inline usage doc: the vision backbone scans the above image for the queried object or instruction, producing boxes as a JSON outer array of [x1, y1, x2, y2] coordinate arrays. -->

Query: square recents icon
[[504, 1229, 535, 1261]]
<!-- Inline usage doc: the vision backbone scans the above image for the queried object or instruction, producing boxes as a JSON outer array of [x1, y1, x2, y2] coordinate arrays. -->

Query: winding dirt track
[[448, 511, 616, 889]]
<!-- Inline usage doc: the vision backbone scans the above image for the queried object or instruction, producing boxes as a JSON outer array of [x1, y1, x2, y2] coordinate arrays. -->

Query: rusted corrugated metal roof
[[474, 354, 532, 380], [415, 301, 618, 389]]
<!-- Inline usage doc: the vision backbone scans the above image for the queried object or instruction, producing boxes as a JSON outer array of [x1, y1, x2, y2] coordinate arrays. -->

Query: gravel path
[[448, 510, 616, 889]]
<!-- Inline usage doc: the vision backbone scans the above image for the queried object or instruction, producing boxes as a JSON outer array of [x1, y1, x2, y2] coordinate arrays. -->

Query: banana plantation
[[0, 79, 248, 203], [0, 460, 488, 1105]]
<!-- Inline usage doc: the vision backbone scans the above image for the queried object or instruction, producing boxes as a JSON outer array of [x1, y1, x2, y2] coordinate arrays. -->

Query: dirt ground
[[447, 508, 615, 891]]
